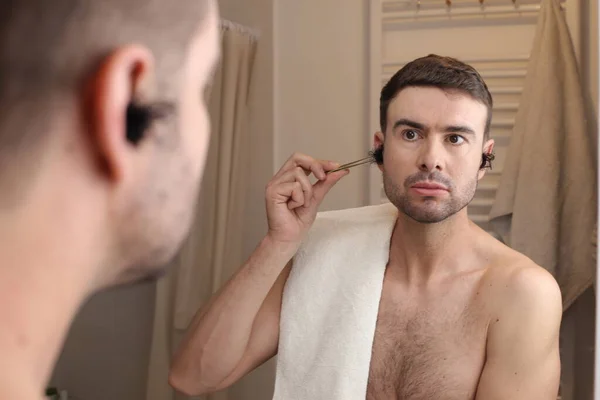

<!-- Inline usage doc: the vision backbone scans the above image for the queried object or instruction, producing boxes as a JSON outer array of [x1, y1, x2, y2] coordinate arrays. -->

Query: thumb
[[312, 169, 349, 204]]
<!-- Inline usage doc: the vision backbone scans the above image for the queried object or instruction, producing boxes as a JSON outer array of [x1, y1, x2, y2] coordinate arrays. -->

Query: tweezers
[[327, 156, 374, 174]]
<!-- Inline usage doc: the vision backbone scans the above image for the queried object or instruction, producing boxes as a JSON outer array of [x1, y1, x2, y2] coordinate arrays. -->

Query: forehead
[[388, 87, 487, 132]]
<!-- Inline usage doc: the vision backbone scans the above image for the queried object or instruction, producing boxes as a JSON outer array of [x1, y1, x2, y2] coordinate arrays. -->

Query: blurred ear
[[86, 45, 156, 183]]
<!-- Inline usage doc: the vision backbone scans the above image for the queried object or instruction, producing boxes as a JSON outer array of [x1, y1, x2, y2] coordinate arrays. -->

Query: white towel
[[273, 203, 398, 400]]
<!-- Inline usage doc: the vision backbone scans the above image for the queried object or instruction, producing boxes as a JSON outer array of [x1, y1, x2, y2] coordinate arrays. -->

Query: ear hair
[[480, 152, 495, 170], [369, 145, 384, 165], [125, 101, 175, 145]]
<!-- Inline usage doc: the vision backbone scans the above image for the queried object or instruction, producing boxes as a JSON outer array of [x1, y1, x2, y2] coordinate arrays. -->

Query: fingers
[[272, 167, 314, 207], [272, 182, 305, 210], [312, 169, 349, 203], [267, 152, 348, 211], [274, 152, 339, 181]]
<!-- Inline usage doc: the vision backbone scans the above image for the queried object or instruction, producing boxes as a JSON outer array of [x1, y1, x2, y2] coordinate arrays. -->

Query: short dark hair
[[379, 54, 493, 137], [0, 0, 209, 180]]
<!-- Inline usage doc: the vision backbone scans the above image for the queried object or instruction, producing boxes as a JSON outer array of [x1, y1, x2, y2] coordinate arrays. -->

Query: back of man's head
[[1, 0, 208, 168], [0, 0, 220, 288]]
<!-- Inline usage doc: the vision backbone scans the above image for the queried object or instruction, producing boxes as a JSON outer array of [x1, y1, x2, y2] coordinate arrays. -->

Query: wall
[[51, 283, 156, 400], [274, 0, 370, 212]]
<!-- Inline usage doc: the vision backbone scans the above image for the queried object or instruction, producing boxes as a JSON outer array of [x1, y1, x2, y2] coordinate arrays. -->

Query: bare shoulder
[[474, 238, 562, 398], [485, 243, 562, 325]]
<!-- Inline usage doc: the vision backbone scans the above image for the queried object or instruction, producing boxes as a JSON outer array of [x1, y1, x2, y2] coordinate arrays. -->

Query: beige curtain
[[146, 20, 258, 400]]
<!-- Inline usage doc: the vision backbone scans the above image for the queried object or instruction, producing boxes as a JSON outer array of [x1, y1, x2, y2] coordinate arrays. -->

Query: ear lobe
[[86, 45, 155, 183]]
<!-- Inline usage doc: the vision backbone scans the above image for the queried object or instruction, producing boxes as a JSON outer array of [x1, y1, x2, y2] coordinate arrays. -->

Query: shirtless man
[[0, 1, 219, 398], [169, 54, 562, 399]]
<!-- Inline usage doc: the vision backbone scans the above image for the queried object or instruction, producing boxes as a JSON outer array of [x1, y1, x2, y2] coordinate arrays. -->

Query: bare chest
[[366, 285, 489, 400]]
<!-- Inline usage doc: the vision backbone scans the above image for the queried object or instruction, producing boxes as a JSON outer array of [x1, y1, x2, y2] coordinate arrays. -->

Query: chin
[[106, 242, 181, 289], [406, 212, 451, 224], [403, 206, 448, 223], [105, 262, 171, 292], [400, 200, 456, 224], [107, 203, 198, 291]]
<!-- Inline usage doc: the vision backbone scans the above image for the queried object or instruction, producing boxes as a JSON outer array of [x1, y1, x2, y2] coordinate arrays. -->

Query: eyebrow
[[443, 125, 476, 136], [393, 119, 426, 131], [392, 119, 476, 136]]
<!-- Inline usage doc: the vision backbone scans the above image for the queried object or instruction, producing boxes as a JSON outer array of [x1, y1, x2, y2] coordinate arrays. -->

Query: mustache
[[404, 171, 453, 189]]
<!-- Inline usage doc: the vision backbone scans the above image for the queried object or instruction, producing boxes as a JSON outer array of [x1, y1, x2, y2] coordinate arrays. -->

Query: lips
[[411, 182, 448, 191], [410, 181, 449, 196]]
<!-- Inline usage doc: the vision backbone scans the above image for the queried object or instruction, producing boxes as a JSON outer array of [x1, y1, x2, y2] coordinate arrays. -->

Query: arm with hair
[[475, 266, 562, 400], [168, 237, 293, 396], [168, 153, 346, 396]]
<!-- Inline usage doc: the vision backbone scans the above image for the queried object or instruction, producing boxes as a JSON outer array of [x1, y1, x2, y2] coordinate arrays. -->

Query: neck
[[0, 185, 107, 397], [389, 209, 475, 284]]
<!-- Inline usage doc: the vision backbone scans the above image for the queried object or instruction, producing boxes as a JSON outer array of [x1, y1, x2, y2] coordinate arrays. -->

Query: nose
[[417, 139, 443, 172]]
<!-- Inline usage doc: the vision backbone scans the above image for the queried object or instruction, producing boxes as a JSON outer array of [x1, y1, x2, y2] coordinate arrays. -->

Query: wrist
[[261, 234, 301, 259]]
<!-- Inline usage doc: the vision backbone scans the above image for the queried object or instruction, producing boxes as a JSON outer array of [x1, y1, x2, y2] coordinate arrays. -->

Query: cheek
[[384, 140, 411, 165], [387, 147, 418, 178], [450, 145, 481, 169], [191, 113, 211, 181], [382, 151, 411, 184], [179, 90, 211, 174], [450, 157, 480, 187]]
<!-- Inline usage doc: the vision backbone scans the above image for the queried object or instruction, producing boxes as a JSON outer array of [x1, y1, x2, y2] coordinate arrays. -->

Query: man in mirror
[[170, 54, 562, 399]]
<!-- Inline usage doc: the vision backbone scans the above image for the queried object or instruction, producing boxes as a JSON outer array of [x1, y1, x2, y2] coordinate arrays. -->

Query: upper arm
[[214, 260, 292, 390], [475, 266, 562, 400]]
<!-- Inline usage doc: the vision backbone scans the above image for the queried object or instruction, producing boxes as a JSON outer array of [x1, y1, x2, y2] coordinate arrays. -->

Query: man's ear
[[373, 132, 384, 171], [483, 138, 495, 155], [478, 138, 495, 179], [86, 45, 156, 183]]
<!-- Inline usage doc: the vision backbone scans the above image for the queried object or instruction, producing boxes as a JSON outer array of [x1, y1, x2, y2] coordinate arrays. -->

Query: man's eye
[[403, 130, 419, 141], [448, 134, 465, 145]]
